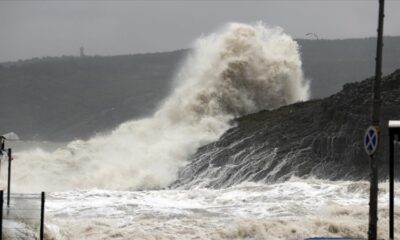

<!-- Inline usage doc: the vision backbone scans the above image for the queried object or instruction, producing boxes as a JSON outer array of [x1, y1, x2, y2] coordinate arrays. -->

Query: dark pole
[[40, 192, 45, 240], [368, 0, 385, 240], [6, 149, 11, 207], [0, 190, 3, 240], [389, 129, 394, 240]]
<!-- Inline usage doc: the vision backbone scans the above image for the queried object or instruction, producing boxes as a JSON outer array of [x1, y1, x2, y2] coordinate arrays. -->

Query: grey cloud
[[0, 0, 399, 62]]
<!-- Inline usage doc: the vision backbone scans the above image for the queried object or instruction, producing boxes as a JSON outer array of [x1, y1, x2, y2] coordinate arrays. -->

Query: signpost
[[367, 0, 385, 239], [364, 126, 379, 156]]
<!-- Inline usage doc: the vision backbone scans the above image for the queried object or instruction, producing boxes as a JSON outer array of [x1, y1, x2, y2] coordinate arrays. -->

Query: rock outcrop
[[173, 69, 400, 188]]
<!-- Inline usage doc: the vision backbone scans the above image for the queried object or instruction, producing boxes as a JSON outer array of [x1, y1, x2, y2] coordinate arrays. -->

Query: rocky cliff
[[173, 69, 400, 188]]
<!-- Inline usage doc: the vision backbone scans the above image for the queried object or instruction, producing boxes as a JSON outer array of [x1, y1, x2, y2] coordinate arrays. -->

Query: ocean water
[[42, 179, 399, 240], [1, 22, 394, 240], [9, 22, 309, 192]]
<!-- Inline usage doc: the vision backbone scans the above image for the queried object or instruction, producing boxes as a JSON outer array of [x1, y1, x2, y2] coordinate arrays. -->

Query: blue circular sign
[[364, 126, 379, 155]]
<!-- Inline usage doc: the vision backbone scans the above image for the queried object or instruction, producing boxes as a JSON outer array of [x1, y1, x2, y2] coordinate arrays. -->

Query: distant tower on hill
[[80, 47, 85, 57]]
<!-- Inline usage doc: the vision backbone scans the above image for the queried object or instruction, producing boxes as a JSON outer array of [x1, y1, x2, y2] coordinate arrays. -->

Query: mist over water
[[8, 22, 309, 192]]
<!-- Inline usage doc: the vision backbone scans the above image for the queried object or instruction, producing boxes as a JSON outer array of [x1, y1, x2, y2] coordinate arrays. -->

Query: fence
[[0, 191, 45, 240], [1, 142, 46, 240]]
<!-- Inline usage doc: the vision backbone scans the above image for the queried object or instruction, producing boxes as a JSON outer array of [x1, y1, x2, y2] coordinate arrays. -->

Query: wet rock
[[173, 69, 400, 188]]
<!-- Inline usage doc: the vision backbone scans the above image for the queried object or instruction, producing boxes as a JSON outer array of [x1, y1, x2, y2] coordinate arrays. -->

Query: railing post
[[388, 121, 399, 240], [389, 129, 394, 240], [7, 149, 11, 207], [40, 192, 45, 240], [0, 190, 3, 240]]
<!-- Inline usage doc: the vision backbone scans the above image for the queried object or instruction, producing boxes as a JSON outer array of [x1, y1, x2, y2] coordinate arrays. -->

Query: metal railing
[[0, 191, 45, 240], [1, 139, 46, 240]]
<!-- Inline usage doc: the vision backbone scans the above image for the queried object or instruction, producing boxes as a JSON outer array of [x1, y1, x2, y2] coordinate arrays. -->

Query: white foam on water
[[42, 179, 400, 240], [5, 22, 309, 192], [1, 22, 394, 240]]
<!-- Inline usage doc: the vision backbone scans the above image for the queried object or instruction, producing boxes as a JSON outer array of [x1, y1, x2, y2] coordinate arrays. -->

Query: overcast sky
[[1, 0, 400, 62]]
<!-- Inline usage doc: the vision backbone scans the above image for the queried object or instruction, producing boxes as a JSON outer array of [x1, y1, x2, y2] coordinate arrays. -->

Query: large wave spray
[[9, 23, 309, 191]]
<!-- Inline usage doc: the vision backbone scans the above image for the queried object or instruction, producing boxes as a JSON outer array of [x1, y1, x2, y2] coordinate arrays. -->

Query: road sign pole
[[368, 0, 385, 240]]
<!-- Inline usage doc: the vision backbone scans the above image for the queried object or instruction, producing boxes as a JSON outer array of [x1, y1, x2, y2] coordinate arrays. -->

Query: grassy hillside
[[0, 37, 399, 141]]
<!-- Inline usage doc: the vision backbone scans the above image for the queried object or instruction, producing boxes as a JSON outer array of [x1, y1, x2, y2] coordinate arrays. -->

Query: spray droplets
[[11, 22, 309, 191]]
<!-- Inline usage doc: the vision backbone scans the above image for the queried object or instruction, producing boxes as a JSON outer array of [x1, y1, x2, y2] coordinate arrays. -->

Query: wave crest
[[9, 22, 309, 191]]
